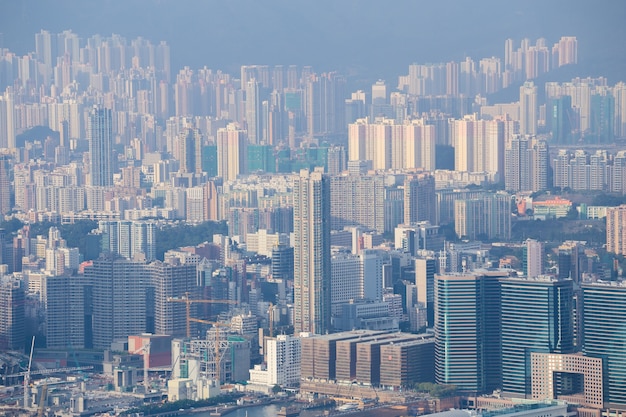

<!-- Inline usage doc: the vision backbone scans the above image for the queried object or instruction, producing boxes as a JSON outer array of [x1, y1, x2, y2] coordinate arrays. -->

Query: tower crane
[[24, 336, 35, 409], [167, 292, 238, 338], [132, 342, 151, 392], [188, 317, 229, 386]]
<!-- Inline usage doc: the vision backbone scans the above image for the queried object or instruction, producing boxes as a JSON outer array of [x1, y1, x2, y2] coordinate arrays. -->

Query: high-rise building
[[453, 192, 511, 241], [520, 81, 538, 135], [434, 271, 505, 393], [404, 174, 437, 226], [88, 106, 114, 187], [589, 93, 615, 144], [500, 276, 574, 397], [523, 239, 544, 278], [415, 255, 436, 327], [548, 96, 574, 144], [293, 168, 331, 335], [347, 118, 435, 171], [245, 79, 261, 144], [261, 334, 302, 387], [0, 90, 15, 149], [98, 220, 157, 261], [0, 157, 11, 216], [582, 282, 626, 407], [606, 205, 626, 256], [0, 277, 24, 351], [217, 124, 247, 182], [305, 72, 346, 137], [505, 135, 548, 192], [330, 173, 385, 233], [178, 128, 202, 174], [451, 114, 505, 179], [150, 256, 198, 338], [85, 257, 149, 349]]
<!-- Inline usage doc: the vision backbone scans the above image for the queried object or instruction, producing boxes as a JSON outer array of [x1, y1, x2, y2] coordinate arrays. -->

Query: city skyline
[[1, 1, 625, 88], [1, 3, 626, 415]]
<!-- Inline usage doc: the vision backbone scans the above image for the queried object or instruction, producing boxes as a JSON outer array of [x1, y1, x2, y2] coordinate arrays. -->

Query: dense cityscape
[[0, 4, 626, 417]]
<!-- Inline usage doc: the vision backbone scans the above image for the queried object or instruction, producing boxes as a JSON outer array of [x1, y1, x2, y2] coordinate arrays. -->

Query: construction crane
[[24, 336, 35, 409], [132, 343, 151, 393], [167, 292, 238, 338], [188, 317, 229, 385]]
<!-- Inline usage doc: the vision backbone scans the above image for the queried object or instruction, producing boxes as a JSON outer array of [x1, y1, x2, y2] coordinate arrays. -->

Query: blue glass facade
[[583, 283, 626, 407], [434, 271, 503, 393], [500, 278, 573, 396]]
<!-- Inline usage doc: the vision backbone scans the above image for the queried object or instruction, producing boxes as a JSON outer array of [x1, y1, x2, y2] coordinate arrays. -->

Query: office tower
[[404, 174, 436, 226], [0, 277, 24, 350], [245, 79, 261, 144], [88, 106, 114, 187], [293, 168, 331, 335], [178, 128, 202, 174], [523, 239, 544, 278], [330, 173, 385, 233], [520, 82, 538, 135], [434, 271, 504, 393], [500, 276, 573, 397], [85, 257, 149, 349], [216, 124, 247, 182], [583, 282, 626, 407], [505, 136, 548, 192], [606, 205, 626, 256]]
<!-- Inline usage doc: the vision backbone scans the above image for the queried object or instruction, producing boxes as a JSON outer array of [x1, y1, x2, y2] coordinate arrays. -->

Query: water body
[[180, 404, 289, 417]]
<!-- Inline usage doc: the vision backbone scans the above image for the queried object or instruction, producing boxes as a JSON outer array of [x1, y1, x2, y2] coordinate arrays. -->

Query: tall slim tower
[[88, 106, 114, 187], [217, 124, 247, 182], [293, 168, 331, 335], [524, 239, 544, 278], [0, 157, 10, 216], [520, 82, 538, 135], [606, 205, 626, 256], [245, 79, 261, 144]]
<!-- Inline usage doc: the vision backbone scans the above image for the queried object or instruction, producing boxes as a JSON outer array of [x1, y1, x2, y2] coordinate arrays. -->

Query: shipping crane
[[167, 292, 238, 338]]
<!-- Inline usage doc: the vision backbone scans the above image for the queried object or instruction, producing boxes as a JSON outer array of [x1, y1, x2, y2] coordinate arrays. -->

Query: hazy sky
[[1, 0, 625, 85]]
